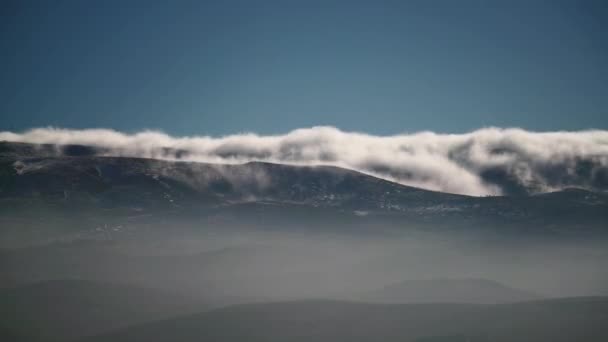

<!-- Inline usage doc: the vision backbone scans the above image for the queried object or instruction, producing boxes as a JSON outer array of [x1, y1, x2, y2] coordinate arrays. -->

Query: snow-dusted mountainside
[[0, 141, 461, 209], [1, 141, 607, 243]]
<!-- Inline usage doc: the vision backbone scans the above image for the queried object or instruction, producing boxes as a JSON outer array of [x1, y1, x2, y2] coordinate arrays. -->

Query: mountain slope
[[0, 141, 459, 209]]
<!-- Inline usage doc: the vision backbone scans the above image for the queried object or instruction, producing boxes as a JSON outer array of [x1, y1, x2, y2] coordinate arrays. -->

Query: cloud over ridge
[[2, 127, 608, 196]]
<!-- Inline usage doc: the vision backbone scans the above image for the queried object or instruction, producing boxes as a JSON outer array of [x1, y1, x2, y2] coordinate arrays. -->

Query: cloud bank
[[2, 127, 608, 196]]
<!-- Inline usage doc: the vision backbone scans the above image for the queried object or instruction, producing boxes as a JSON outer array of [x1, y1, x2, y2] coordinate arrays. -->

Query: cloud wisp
[[1, 127, 608, 196]]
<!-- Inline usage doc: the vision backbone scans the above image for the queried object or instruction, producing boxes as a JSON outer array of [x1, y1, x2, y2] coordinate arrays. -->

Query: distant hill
[[356, 278, 541, 304], [81, 297, 608, 342], [0, 279, 206, 341]]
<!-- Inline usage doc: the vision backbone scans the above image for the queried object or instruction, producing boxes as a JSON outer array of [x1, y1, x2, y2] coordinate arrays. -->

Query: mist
[[3, 220, 607, 303]]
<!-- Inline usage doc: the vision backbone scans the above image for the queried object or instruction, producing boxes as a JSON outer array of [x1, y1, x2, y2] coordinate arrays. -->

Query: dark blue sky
[[1, 0, 607, 135]]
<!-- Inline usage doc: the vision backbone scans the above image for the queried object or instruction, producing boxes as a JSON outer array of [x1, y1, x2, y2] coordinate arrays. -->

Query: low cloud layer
[[2, 127, 608, 196]]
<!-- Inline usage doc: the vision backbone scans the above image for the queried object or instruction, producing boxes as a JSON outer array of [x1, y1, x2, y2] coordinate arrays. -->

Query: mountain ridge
[[3, 140, 604, 198]]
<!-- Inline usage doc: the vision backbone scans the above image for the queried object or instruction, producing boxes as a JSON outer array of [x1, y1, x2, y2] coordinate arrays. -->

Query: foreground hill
[[0, 279, 206, 341], [82, 297, 608, 342]]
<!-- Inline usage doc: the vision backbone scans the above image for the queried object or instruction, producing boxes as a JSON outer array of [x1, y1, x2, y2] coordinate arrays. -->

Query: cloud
[[1, 126, 608, 196]]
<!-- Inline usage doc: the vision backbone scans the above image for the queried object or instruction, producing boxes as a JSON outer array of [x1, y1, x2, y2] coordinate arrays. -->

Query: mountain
[[2, 141, 607, 246], [0, 279, 206, 341], [0, 141, 460, 210], [81, 297, 608, 342], [356, 278, 541, 304]]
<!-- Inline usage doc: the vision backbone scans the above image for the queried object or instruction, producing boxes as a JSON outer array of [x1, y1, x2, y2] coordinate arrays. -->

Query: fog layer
[[2, 127, 608, 195]]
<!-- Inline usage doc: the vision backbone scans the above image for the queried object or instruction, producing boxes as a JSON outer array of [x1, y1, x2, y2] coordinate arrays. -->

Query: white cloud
[[2, 126, 608, 196]]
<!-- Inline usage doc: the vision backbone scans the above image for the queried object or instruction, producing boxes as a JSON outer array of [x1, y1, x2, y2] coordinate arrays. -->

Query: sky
[[1, 0, 607, 136]]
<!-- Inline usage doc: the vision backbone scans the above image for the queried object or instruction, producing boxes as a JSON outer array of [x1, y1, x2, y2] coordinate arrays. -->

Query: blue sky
[[1, 0, 607, 136]]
